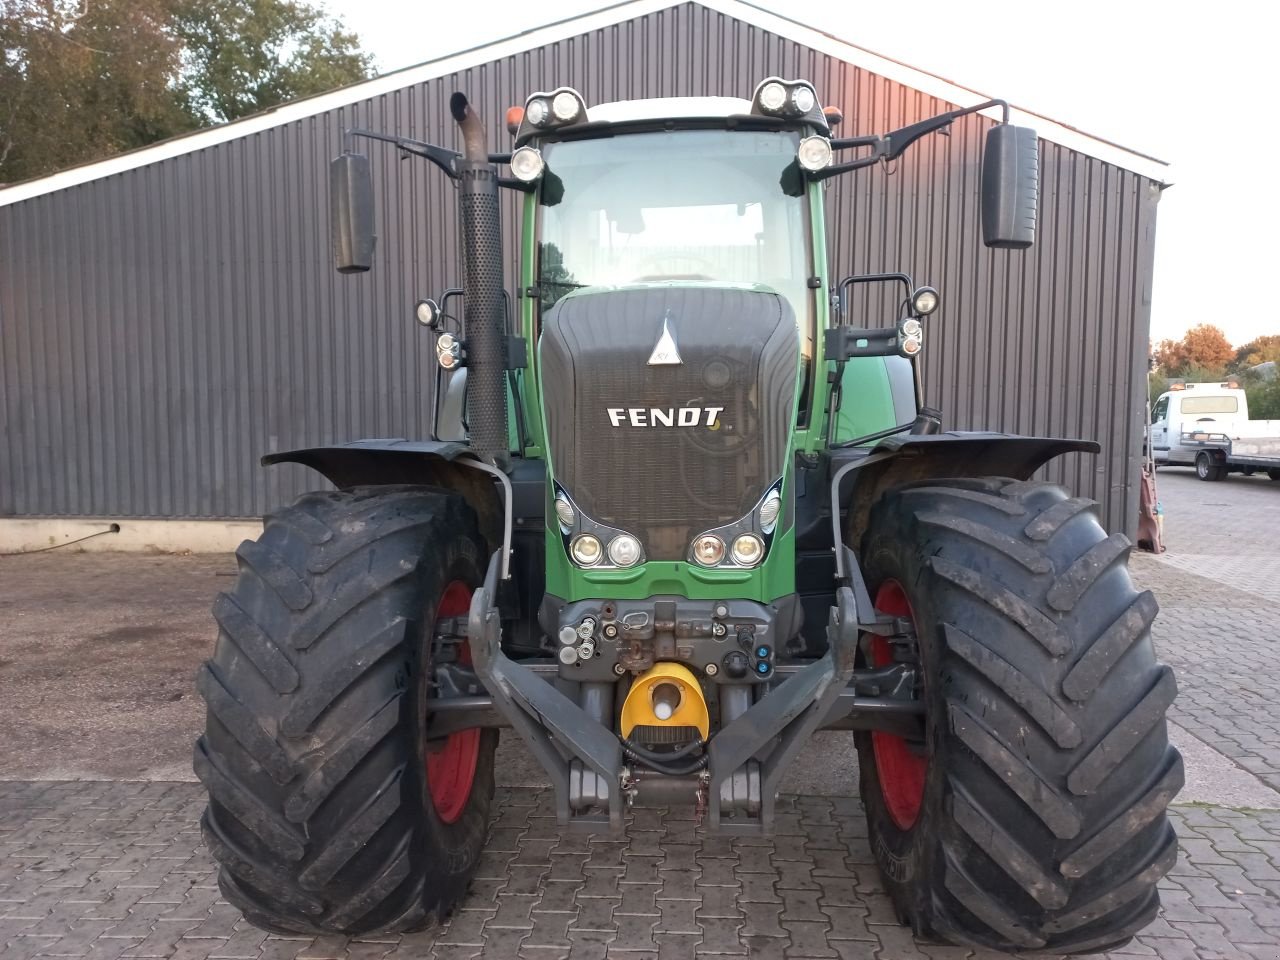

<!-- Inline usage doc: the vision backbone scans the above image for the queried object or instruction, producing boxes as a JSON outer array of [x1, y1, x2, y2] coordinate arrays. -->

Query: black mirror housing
[[981, 125, 1038, 249], [330, 153, 375, 273]]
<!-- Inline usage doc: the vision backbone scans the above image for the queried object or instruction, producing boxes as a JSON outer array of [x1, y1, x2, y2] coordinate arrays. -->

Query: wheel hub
[[870, 579, 928, 831], [426, 580, 481, 824]]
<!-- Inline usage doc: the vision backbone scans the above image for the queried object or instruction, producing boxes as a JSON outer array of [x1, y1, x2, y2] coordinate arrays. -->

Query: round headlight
[[608, 534, 643, 568], [912, 286, 940, 316], [759, 81, 787, 113], [554, 494, 576, 530], [731, 534, 765, 567], [525, 97, 550, 126], [797, 136, 833, 172], [792, 85, 816, 114], [901, 318, 922, 338], [691, 534, 725, 567], [759, 489, 782, 532], [510, 146, 545, 182], [551, 91, 581, 122], [570, 534, 602, 566], [414, 299, 439, 328], [901, 335, 922, 357]]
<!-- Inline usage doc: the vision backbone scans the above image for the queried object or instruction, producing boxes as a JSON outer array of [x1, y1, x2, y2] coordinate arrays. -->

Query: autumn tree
[[1153, 323, 1235, 377], [1233, 334, 1280, 370], [0, 0, 373, 185]]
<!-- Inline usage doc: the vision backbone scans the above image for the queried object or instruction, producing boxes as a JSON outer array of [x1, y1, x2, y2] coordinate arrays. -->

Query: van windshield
[[1180, 396, 1239, 415]]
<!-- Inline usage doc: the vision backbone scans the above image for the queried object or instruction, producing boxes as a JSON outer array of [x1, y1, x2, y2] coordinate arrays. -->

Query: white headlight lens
[[551, 91, 581, 122], [759, 489, 782, 532], [797, 136, 833, 172], [554, 494, 576, 529], [570, 534, 602, 566], [901, 318, 922, 338], [510, 146, 545, 182], [692, 534, 725, 566], [912, 287, 940, 315], [759, 82, 787, 113], [414, 299, 438, 327], [792, 85, 816, 113], [731, 534, 765, 567], [525, 97, 550, 126], [608, 534, 643, 567]]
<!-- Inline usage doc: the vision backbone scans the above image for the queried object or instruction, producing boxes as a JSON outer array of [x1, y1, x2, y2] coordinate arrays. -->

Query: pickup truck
[[1150, 381, 1280, 480], [1179, 429, 1280, 481]]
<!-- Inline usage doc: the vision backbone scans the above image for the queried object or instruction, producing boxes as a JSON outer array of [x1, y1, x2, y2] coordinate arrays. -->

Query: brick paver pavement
[[2, 471, 1278, 958], [4, 781, 1280, 960]]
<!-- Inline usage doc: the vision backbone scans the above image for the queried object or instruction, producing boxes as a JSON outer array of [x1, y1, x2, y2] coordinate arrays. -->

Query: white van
[[1150, 381, 1280, 466]]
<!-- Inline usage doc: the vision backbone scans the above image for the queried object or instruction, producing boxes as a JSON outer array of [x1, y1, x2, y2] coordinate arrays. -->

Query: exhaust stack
[[450, 92, 510, 470]]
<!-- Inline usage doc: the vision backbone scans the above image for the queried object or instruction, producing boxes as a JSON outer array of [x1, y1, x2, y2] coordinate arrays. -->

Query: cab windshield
[[536, 128, 811, 354]]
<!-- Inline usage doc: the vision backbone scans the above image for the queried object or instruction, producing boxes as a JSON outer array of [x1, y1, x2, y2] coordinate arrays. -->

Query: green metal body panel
[[513, 144, 900, 606]]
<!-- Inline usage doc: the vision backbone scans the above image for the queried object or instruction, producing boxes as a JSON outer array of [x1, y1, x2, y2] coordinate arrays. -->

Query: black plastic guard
[[839, 431, 1099, 555], [262, 439, 504, 554]]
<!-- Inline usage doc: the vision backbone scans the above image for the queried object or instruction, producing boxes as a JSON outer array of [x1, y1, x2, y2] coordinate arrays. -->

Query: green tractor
[[195, 79, 1181, 953]]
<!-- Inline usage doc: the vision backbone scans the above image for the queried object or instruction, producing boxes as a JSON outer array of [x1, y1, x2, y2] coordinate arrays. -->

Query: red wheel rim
[[426, 580, 480, 824], [870, 579, 928, 831]]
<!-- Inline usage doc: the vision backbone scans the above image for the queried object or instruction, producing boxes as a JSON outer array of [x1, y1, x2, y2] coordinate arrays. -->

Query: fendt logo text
[[607, 407, 723, 428]]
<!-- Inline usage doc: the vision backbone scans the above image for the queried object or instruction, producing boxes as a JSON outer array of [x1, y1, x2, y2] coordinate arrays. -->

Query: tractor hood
[[539, 285, 799, 563]]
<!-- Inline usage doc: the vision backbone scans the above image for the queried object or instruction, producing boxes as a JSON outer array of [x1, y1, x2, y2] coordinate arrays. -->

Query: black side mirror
[[330, 153, 375, 273], [981, 124, 1038, 249]]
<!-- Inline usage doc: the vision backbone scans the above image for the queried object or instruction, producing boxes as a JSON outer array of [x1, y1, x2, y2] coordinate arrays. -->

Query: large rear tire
[[195, 487, 496, 935], [855, 478, 1182, 954]]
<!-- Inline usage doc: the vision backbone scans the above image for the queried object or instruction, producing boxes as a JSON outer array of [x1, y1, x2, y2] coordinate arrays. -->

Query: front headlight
[[691, 534, 726, 567], [608, 534, 643, 568], [570, 534, 602, 567], [731, 534, 765, 567]]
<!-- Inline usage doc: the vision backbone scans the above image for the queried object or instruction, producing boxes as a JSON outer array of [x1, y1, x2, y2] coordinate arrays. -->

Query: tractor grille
[[540, 286, 798, 561], [629, 725, 703, 747]]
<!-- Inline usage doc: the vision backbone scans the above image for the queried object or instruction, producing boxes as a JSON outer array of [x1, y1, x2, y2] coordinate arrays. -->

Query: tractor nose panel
[[539, 285, 799, 561]]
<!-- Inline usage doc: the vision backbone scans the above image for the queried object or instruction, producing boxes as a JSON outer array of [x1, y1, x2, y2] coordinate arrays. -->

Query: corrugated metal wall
[[0, 1, 1159, 535]]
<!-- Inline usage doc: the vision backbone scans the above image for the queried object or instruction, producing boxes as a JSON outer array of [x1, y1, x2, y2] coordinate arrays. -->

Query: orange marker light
[[823, 105, 844, 126], [505, 106, 524, 136]]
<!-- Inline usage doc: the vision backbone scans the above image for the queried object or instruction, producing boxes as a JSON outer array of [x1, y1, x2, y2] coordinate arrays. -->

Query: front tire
[[195, 487, 496, 935], [855, 478, 1181, 954]]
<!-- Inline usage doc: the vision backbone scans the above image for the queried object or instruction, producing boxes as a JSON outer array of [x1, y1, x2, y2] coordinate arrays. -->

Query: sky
[[322, 0, 1274, 350]]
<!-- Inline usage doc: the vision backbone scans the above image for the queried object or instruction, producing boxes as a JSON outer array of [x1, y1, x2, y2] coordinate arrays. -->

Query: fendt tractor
[[195, 79, 1182, 953]]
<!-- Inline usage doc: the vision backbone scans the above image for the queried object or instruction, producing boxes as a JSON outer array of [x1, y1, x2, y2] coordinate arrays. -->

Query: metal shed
[[0, 0, 1167, 538]]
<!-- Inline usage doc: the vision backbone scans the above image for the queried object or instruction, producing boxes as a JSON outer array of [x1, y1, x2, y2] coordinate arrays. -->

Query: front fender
[[831, 431, 1099, 590], [262, 439, 505, 555]]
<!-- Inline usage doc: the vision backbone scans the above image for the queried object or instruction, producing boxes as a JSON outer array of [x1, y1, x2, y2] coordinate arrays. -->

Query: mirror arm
[[345, 128, 461, 179], [816, 98, 1011, 181]]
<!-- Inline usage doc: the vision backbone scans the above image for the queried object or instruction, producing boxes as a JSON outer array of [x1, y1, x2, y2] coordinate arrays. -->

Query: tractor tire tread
[[196, 487, 494, 936], [857, 478, 1180, 953]]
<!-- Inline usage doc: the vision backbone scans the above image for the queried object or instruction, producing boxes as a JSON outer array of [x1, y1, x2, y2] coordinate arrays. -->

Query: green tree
[[0, 0, 191, 183], [0, 0, 373, 185], [1245, 379, 1280, 420], [172, 0, 373, 124]]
